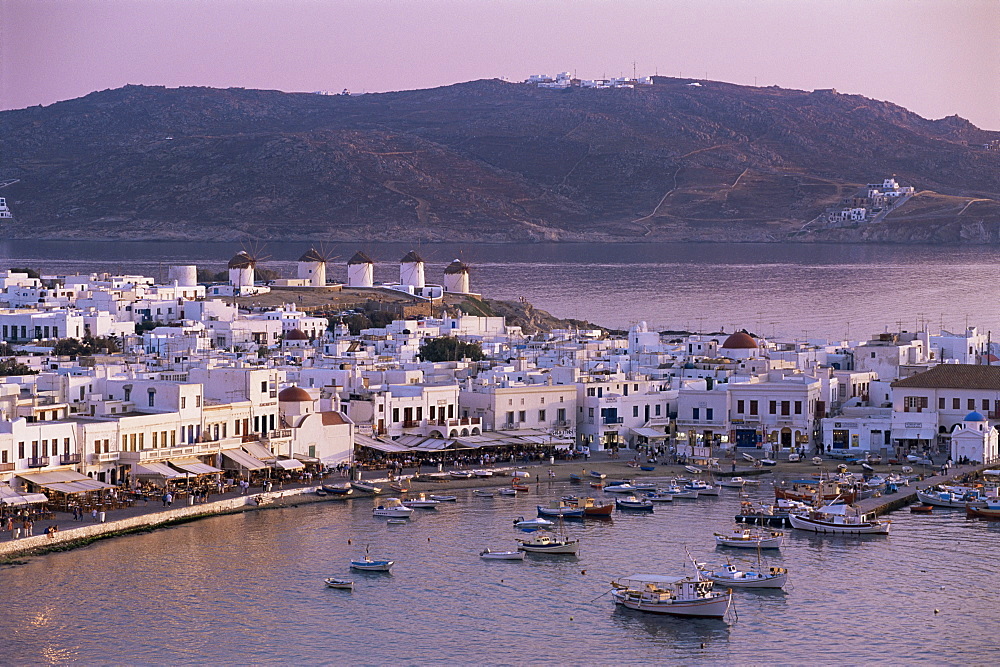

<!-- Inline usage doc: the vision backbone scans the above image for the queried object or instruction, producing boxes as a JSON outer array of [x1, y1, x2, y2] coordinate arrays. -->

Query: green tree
[[418, 337, 485, 362], [8, 267, 41, 279], [0, 359, 37, 376], [52, 335, 121, 358]]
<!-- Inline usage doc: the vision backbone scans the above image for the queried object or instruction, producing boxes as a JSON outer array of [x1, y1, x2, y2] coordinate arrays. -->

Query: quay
[[855, 461, 990, 516]]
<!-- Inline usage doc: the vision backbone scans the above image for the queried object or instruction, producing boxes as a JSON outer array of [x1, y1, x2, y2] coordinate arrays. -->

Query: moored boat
[[910, 504, 933, 514], [350, 557, 393, 572], [616, 495, 654, 511], [513, 516, 554, 530], [685, 480, 719, 496], [401, 493, 440, 509], [718, 477, 746, 488], [574, 497, 614, 516], [516, 533, 580, 554], [480, 549, 525, 560], [450, 471, 474, 479], [611, 570, 731, 618], [916, 486, 985, 508], [640, 465, 656, 471], [473, 470, 494, 478], [697, 562, 787, 589], [325, 577, 354, 589], [714, 527, 784, 549], [511, 483, 530, 492], [965, 503, 1000, 520], [537, 501, 585, 518], [323, 484, 353, 495], [498, 488, 518, 496], [569, 474, 582, 482], [373, 497, 414, 518], [428, 494, 457, 502], [760, 458, 777, 467], [645, 491, 674, 502], [788, 504, 891, 534], [350, 481, 382, 494], [685, 465, 702, 474], [388, 483, 409, 494], [473, 489, 495, 498], [603, 483, 639, 494], [590, 471, 606, 479]]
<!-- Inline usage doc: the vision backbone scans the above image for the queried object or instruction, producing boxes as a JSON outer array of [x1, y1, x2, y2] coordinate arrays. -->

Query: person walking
[[165, 491, 173, 507]]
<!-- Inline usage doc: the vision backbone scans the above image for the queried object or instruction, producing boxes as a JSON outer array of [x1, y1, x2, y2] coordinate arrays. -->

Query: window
[[18, 442, 24, 459], [794, 401, 802, 415], [655, 404, 661, 416], [518, 410, 526, 422], [969, 399, 975, 411], [633, 406, 639, 418], [693, 408, 700, 420], [769, 401, 777, 415], [706, 408, 714, 421], [588, 407, 594, 418], [392, 408, 399, 423], [152, 432, 158, 448], [750, 400, 758, 416], [64, 438, 70, 455], [508, 399, 513, 406], [737, 400, 745, 414], [540, 397, 545, 405], [196, 396, 201, 408], [538, 410, 546, 422], [261, 381, 268, 393], [953, 398, 960, 410], [506, 411, 515, 425], [983, 399, 990, 411], [557, 408, 566, 422], [939, 397, 945, 410], [148, 390, 156, 407], [448, 404, 454, 418], [780, 401, 790, 416], [94, 440, 100, 455], [904, 396, 928, 411], [559, 396, 564, 402]]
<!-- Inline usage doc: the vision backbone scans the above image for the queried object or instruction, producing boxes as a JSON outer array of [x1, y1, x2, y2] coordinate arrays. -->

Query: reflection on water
[[0, 480, 995, 664]]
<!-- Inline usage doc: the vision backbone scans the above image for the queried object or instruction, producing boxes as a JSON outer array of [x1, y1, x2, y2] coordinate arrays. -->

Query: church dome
[[721, 331, 758, 349], [278, 386, 312, 402], [964, 411, 986, 422], [284, 329, 309, 340]]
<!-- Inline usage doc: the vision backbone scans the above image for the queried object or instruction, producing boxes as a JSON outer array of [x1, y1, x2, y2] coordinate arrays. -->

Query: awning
[[632, 427, 668, 439], [16, 469, 92, 485], [0, 486, 48, 506], [243, 441, 277, 462], [133, 462, 187, 479], [355, 434, 411, 453], [275, 458, 304, 471], [892, 428, 935, 440], [221, 449, 268, 471], [170, 459, 223, 476], [293, 453, 320, 464], [36, 479, 114, 494]]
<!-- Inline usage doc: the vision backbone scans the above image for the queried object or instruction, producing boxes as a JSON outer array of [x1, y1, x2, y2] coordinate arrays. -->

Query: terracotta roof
[[891, 364, 1000, 390], [400, 250, 424, 263], [721, 331, 758, 349], [278, 386, 312, 402], [298, 248, 325, 262], [444, 259, 470, 274], [321, 411, 348, 425], [347, 250, 373, 265]]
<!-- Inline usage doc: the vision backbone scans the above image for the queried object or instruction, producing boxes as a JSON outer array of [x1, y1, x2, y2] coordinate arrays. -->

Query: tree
[[418, 337, 485, 362], [8, 267, 40, 279], [52, 335, 121, 358], [0, 359, 37, 376]]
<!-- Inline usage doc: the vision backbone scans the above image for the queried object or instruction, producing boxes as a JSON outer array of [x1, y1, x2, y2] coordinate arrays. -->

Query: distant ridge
[[1, 79, 998, 243]]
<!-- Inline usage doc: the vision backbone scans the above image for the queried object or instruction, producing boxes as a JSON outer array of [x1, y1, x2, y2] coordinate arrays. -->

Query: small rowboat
[[450, 471, 474, 479], [861, 462, 875, 472], [640, 465, 656, 471], [350, 481, 382, 494], [474, 489, 495, 498], [428, 494, 457, 502], [315, 489, 328, 497], [513, 516, 554, 530], [498, 488, 518, 496], [389, 483, 409, 493], [323, 484, 353, 495], [569, 474, 582, 482], [590, 471, 606, 479], [685, 465, 702, 474], [590, 482, 604, 489], [715, 528, 784, 549], [910, 504, 933, 514], [812, 457, 824, 466], [387, 518, 408, 525], [350, 557, 394, 571], [480, 549, 525, 560], [473, 470, 494, 478], [325, 577, 354, 589], [616, 496, 654, 511], [512, 483, 530, 492]]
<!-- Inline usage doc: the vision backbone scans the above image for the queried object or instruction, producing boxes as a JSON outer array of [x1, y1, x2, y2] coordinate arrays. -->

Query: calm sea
[[1, 479, 995, 665], [1, 240, 998, 339]]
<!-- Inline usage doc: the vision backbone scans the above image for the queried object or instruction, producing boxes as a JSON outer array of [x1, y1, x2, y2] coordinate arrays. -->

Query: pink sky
[[2, 0, 998, 129]]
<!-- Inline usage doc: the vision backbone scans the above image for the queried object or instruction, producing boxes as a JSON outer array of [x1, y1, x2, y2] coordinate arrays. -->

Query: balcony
[[59, 453, 82, 465], [603, 417, 624, 425], [0, 462, 14, 472], [402, 420, 421, 428], [267, 429, 292, 439], [26, 457, 50, 468]]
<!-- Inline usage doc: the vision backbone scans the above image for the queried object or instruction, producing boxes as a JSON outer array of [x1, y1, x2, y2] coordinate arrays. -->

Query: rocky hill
[[2, 79, 999, 243]]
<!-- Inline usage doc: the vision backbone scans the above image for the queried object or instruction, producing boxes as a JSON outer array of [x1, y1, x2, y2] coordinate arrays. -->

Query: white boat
[[615, 496, 654, 511], [350, 481, 382, 494], [685, 480, 719, 496], [861, 462, 875, 472], [663, 485, 699, 500], [450, 471, 474, 479], [760, 458, 777, 467], [513, 516, 554, 530], [742, 453, 757, 463], [386, 518, 408, 525], [645, 491, 674, 502], [480, 549, 525, 560], [350, 557, 394, 571], [685, 465, 703, 474], [516, 533, 580, 554], [718, 477, 746, 488], [812, 457, 824, 466], [611, 570, 732, 618], [788, 504, 891, 535], [498, 488, 518, 496], [698, 562, 787, 589], [402, 493, 440, 509], [787, 453, 801, 463], [916, 487, 984, 508], [372, 498, 415, 518], [325, 577, 354, 589], [714, 527, 784, 549], [428, 494, 457, 502], [537, 502, 585, 518], [603, 483, 639, 494], [473, 489, 495, 498], [473, 470, 494, 478]]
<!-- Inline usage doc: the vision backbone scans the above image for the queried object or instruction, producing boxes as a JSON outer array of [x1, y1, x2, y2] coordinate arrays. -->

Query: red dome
[[721, 332, 758, 349], [278, 386, 312, 402], [284, 329, 309, 340]]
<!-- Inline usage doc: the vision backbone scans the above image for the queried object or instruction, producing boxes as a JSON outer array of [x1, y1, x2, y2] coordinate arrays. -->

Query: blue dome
[[964, 411, 986, 422], [683, 362, 696, 369]]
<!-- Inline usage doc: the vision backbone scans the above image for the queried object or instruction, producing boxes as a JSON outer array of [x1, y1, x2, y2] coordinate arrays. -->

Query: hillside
[[1, 79, 999, 243]]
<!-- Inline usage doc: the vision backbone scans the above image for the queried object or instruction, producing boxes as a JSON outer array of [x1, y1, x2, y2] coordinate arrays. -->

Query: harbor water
[[1, 240, 999, 339], [1, 480, 997, 664]]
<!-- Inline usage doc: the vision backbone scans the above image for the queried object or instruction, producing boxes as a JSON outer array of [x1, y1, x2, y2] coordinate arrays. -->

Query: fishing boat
[[645, 490, 675, 503], [775, 480, 856, 504], [473, 489, 495, 498], [640, 465, 656, 471], [603, 483, 639, 494], [537, 501, 585, 518], [574, 497, 614, 516], [663, 485, 699, 500], [511, 483, 530, 492], [714, 527, 784, 549], [910, 504, 933, 514], [812, 456, 824, 466], [735, 499, 805, 527], [697, 561, 788, 589], [401, 493, 440, 509], [480, 549, 525, 560], [561, 495, 579, 503], [387, 518, 408, 525], [324, 577, 354, 589], [615, 496, 654, 511], [516, 533, 580, 554], [513, 516, 554, 530], [685, 480, 719, 496], [788, 504, 891, 535], [372, 498, 414, 518], [590, 481, 605, 489], [498, 488, 518, 496], [742, 453, 757, 463], [718, 477, 746, 488], [569, 474, 582, 482], [965, 503, 1000, 520], [388, 483, 409, 494], [634, 481, 657, 490], [428, 494, 457, 502], [350, 557, 394, 572], [861, 462, 875, 472], [315, 488, 328, 497], [611, 568, 732, 618], [473, 470, 494, 478], [350, 481, 382, 494], [787, 453, 801, 463], [916, 486, 985, 508], [450, 471, 474, 479], [323, 484, 353, 495], [590, 471, 607, 479]]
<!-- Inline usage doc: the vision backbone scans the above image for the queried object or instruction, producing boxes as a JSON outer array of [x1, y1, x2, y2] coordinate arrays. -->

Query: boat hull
[[537, 505, 585, 518], [613, 590, 731, 618], [735, 513, 791, 527], [714, 535, 783, 549], [789, 513, 890, 534], [480, 550, 525, 560], [350, 560, 393, 571], [965, 505, 1000, 520], [518, 542, 580, 555], [703, 571, 787, 589]]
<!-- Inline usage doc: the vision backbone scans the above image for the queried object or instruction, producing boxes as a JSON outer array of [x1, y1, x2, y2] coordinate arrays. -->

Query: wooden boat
[[616, 496, 654, 511], [965, 503, 1000, 520], [325, 577, 354, 589], [569, 474, 582, 482], [812, 457, 824, 466], [640, 465, 656, 471], [611, 570, 731, 618], [516, 534, 580, 554], [718, 477, 746, 488], [513, 516, 554, 530], [603, 483, 639, 494], [685, 465, 702, 474], [787, 453, 801, 463], [910, 504, 934, 514], [473, 489, 495, 498], [775, 482, 856, 505], [537, 502, 585, 518], [575, 497, 614, 516], [372, 498, 414, 518], [323, 484, 353, 495], [387, 518, 408, 525], [645, 491, 674, 502], [480, 549, 525, 560], [350, 481, 382, 494], [590, 471, 606, 479], [450, 471, 474, 479], [428, 494, 457, 502], [714, 527, 784, 549], [472, 470, 494, 478], [498, 488, 518, 496], [511, 483, 530, 492], [698, 561, 787, 589], [389, 483, 409, 494], [760, 458, 777, 467], [401, 494, 440, 509], [788, 504, 890, 535], [590, 482, 605, 489], [350, 557, 394, 572], [742, 453, 757, 463], [315, 488, 328, 497]]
